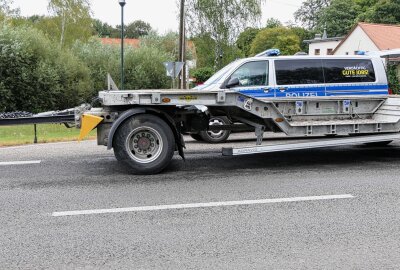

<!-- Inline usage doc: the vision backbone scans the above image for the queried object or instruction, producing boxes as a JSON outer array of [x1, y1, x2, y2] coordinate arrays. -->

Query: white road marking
[[0, 160, 42, 166], [52, 194, 355, 217]]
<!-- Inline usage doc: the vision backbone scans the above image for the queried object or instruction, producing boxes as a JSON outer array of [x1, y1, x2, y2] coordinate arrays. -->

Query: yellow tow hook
[[78, 114, 103, 141]]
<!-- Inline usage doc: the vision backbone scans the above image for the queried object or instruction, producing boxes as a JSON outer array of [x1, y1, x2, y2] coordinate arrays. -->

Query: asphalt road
[[1, 133, 400, 269]]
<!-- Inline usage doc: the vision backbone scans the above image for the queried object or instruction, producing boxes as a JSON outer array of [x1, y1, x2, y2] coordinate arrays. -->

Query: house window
[[327, 48, 333, 55], [314, 49, 320, 55]]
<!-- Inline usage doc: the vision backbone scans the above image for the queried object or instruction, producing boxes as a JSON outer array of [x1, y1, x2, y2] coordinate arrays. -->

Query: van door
[[274, 59, 325, 97], [226, 60, 274, 98]]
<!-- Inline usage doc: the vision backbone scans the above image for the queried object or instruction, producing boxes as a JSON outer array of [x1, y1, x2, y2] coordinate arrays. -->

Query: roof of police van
[[245, 55, 378, 61]]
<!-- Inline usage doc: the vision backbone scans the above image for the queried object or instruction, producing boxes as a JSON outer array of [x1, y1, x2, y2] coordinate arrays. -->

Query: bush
[[387, 63, 400, 94], [0, 25, 91, 112], [192, 67, 214, 84], [73, 39, 173, 91]]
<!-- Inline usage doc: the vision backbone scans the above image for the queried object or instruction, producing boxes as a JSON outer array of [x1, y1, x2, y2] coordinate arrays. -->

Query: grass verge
[[0, 124, 96, 147]]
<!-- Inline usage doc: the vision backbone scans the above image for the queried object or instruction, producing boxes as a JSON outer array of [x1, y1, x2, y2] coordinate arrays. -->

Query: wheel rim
[[125, 127, 163, 164], [207, 118, 226, 138]]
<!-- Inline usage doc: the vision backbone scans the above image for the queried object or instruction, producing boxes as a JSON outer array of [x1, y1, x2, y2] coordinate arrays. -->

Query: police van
[[192, 52, 389, 142], [195, 54, 389, 97]]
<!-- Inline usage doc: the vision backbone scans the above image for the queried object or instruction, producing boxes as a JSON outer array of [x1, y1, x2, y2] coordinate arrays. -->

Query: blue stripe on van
[[238, 84, 389, 98]]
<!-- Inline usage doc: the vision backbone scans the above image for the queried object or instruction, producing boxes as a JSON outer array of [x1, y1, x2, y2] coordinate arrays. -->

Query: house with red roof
[[100, 38, 140, 48], [333, 22, 400, 55]]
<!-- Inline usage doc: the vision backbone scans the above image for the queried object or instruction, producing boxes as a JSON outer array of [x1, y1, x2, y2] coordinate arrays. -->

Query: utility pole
[[119, 0, 126, 90], [178, 0, 186, 89]]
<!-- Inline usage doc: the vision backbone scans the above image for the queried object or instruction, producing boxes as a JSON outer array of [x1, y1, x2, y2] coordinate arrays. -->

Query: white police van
[[195, 53, 389, 97], [191, 51, 389, 143]]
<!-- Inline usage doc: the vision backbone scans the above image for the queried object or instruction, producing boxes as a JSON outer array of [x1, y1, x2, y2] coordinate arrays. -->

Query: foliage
[[265, 18, 282, 28], [0, 0, 19, 17], [250, 27, 301, 56], [0, 25, 91, 113], [48, 0, 92, 48], [362, 0, 400, 24], [73, 38, 173, 91], [193, 33, 243, 69], [289, 26, 313, 52], [294, 0, 331, 29], [192, 67, 215, 83], [387, 63, 400, 94], [123, 46, 172, 90], [316, 0, 359, 37], [140, 31, 180, 59], [72, 39, 119, 95], [296, 0, 400, 37], [186, 0, 264, 69], [92, 19, 119, 38], [236, 28, 260, 57], [124, 20, 152, 39]]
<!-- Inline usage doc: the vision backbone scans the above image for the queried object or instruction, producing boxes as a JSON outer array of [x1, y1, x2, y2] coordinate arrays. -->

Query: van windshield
[[202, 61, 239, 85]]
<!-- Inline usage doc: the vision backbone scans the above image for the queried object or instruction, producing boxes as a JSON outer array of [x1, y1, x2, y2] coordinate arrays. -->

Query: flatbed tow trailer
[[75, 88, 400, 174]]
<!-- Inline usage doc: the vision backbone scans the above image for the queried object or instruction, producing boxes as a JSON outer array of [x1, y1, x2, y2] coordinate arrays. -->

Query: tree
[[250, 27, 301, 56], [265, 18, 282, 28], [363, 0, 400, 24], [125, 20, 152, 39], [289, 26, 313, 52], [294, 0, 331, 29], [186, 0, 265, 69], [48, 0, 92, 48], [0, 0, 19, 17], [236, 28, 260, 57], [317, 0, 360, 37], [92, 19, 119, 38]]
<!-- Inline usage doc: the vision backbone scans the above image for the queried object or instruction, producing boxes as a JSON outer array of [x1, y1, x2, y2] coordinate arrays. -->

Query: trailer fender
[[107, 108, 185, 159]]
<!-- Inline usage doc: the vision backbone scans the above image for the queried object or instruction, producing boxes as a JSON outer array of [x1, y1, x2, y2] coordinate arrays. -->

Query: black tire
[[190, 133, 203, 141], [113, 114, 175, 174], [363, 140, 393, 147], [199, 116, 231, 143]]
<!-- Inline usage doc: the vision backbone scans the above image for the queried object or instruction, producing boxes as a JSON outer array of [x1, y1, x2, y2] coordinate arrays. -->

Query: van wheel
[[363, 140, 393, 147], [190, 134, 203, 141], [113, 114, 175, 174], [199, 116, 231, 143]]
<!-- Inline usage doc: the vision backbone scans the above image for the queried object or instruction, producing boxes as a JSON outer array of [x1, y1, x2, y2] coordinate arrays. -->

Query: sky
[[11, 0, 304, 34]]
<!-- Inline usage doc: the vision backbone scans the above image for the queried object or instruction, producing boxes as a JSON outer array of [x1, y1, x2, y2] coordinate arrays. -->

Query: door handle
[[263, 87, 271, 93], [278, 87, 288, 92]]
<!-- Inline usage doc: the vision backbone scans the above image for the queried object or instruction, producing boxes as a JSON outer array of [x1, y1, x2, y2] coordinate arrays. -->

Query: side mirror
[[225, 77, 240, 88]]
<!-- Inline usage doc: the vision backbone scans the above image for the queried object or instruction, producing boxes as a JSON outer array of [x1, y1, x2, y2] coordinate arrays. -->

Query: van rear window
[[275, 60, 324, 85], [323, 59, 376, 83]]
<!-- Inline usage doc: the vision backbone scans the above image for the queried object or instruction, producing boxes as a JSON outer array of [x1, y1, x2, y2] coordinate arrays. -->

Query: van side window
[[323, 59, 376, 83], [229, 61, 268, 87], [275, 60, 324, 85]]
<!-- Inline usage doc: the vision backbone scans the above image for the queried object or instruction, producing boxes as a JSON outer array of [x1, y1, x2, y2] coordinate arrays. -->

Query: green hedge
[[0, 26, 174, 113], [0, 25, 91, 113]]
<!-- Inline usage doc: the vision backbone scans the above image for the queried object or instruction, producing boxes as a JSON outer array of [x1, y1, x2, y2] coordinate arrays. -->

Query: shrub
[[192, 67, 214, 84], [387, 63, 400, 95], [0, 25, 91, 112], [73, 38, 173, 91]]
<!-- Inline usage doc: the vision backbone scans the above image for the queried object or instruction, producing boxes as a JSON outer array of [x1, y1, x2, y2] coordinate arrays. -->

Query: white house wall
[[308, 41, 341, 55], [334, 26, 379, 55]]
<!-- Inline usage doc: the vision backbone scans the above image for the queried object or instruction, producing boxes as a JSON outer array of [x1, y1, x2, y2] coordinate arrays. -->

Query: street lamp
[[119, 0, 126, 90]]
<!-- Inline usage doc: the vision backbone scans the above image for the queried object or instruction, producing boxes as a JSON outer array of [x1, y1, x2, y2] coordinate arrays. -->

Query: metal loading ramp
[[222, 133, 400, 156]]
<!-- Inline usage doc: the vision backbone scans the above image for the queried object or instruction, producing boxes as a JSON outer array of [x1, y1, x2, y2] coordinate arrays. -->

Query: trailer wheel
[[199, 116, 231, 143], [113, 114, 175, 174], [190, 133, 203, 142]]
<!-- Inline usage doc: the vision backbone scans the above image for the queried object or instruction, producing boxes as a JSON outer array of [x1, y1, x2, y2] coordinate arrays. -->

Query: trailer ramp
[[222, 133, 400, 156]]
